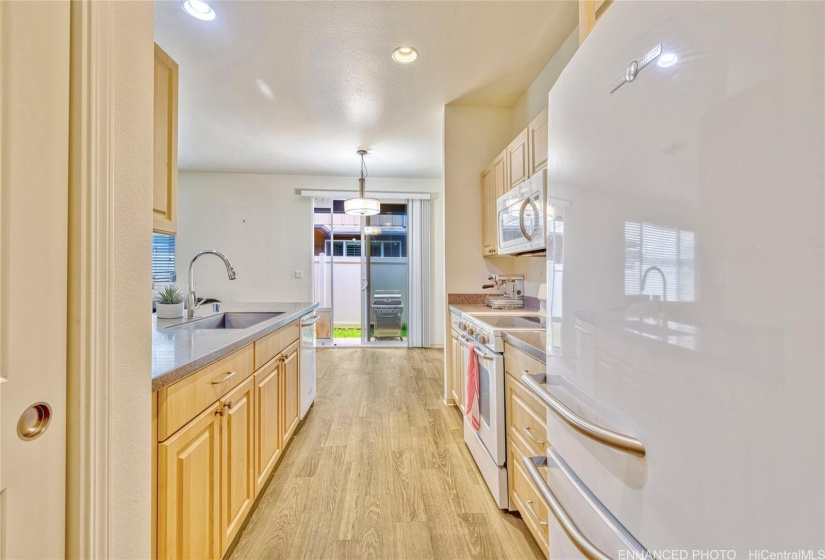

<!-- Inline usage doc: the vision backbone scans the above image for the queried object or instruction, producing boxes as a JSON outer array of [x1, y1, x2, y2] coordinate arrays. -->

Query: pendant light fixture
[[344, 150, 380, 216]]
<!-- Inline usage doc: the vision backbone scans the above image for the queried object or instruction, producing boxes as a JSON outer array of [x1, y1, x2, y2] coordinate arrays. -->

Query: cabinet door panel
[[281, 340, 300, 443], [528, 107, 548, 175], [507, 129, 528, 190], [221, 376, 255, 553], [254, 357, 282, 495], [492, 150, 508, 200], [153, 43, 178, 234], [158, 402, 221, 560]]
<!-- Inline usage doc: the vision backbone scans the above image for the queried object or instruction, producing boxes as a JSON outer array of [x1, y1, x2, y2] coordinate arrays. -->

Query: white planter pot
[[156, 302, 184, 319]]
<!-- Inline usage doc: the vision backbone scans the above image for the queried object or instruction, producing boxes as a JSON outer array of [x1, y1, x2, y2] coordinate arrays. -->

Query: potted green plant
[[156, 285, 184, 319]]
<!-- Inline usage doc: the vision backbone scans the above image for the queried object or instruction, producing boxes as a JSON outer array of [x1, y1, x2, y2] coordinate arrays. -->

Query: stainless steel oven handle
[[523, 455, 612, 560], [301, 315, 321, 326], [459, 335, 495, 361], [521, 372, 646, 456]]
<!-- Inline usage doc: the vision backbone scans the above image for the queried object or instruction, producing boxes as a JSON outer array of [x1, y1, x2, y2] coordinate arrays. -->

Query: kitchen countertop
[[502, 331, 546, 363], [152, 301, 318, 391], [448, 304, 544, 317]]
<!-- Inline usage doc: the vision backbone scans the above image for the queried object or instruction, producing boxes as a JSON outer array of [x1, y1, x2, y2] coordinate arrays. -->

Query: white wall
[[176, 171, 445, 344], [443, 105, 518, 295], [112, 2, 154, 557], [510, 29, 579, 135]]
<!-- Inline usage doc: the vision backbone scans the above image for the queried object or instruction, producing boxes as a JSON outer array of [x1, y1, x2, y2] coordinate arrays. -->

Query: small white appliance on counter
[[497, 169, 545, 255], [524, 1, 825, 557], [299, 312, 319, 419]]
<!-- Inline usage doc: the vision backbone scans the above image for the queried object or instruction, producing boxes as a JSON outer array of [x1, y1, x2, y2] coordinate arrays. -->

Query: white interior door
[[0, 2, 70, 558]]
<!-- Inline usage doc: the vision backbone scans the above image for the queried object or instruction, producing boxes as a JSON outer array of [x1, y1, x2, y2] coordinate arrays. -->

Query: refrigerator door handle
[[521, 372, 646, 456], [301, 315, 321, 326], [524, 450, 649, 560], [523, 454, 613, 560]]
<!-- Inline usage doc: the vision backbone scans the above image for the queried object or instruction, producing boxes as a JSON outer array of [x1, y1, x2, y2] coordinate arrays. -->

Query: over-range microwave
[[497, 169, 546, 255]]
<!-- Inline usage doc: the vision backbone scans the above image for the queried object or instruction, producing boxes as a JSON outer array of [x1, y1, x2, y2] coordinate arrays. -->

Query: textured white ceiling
[[154, 1, 577, 178]]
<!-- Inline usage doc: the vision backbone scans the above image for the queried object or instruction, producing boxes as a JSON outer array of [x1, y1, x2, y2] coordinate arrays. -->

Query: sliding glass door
[[361, 204, 408, 345], [312, 199, 408, 347]]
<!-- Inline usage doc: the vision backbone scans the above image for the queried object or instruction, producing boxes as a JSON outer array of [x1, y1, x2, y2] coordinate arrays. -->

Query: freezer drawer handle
[[301, 315, 321, 326], [521, 372, 646, 456], [524, 451, 649, 560]]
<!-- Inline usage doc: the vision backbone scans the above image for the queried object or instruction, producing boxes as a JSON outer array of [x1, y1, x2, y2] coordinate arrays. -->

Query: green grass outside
[[333, 327, 408, 339]]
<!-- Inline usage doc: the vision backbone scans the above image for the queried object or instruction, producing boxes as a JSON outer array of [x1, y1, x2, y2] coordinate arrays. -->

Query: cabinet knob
[[215, 408, 225, 417], [225, 401, 234, 409]]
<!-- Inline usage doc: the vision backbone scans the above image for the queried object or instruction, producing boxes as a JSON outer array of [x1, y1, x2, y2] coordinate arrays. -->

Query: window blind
[[624, 221, 695, 302], [152, 233, 176, 283]]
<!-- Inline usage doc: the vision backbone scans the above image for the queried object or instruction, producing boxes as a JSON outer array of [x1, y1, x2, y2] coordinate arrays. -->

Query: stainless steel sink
[[166, 312, 283, 330]]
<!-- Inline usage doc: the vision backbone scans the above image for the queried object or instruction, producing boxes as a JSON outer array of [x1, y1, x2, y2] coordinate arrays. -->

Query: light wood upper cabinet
[[480, 166, 497, 256], [158, 402, 221, 560], [506, 128, 529, 191], [527, 107, 548, 176], [254, 355, 282, 495], [153, 43, 178, 235], [281, 340, 300, 444], [220, 376, 256, 554], [492, 149, 508, 200], [579, 0, 613, 45]]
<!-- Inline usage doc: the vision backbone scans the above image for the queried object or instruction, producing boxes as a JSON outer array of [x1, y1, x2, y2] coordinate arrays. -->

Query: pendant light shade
[[345, 151, 380, 216]]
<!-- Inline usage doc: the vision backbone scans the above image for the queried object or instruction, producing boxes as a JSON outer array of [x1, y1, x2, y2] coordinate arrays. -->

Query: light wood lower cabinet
[[155, 318, 304, 559], [504, 342, 550, 557], [254, 356, 282, 495], [281, 340, 300, 444], [220, 376, 256, 554], [509, 435, 550, 558], [450, 329, 465, 412], [158, 402, 222, 560]]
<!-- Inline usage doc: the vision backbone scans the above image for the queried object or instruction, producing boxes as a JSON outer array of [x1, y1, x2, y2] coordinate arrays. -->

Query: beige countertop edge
[[502, 331, 546, 364]]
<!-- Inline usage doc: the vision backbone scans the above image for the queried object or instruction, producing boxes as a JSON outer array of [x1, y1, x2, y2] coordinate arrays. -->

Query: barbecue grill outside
[[372, 290, 404, 339]]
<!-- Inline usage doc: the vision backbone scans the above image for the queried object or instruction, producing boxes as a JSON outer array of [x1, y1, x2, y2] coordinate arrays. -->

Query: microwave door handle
[[519, 198, 532, 241]]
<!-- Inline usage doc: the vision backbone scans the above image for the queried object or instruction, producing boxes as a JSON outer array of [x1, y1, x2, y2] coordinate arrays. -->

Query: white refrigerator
[[526, 1, 825, 557]]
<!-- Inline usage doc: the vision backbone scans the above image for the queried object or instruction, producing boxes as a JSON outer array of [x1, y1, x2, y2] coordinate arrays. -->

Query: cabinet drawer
[[509, 438, 550, 557], [508, 385, 549, 457], [254, 320, 299, 370], [506, 372, 547, 425], [157, 345, 254, 441]]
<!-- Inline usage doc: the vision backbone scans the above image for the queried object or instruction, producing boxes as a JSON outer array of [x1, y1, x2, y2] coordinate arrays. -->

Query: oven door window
[[478, 355, 491, 427]]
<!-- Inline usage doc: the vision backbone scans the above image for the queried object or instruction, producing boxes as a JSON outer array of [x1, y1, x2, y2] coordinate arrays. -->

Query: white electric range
[[450, 308, 546, 509]]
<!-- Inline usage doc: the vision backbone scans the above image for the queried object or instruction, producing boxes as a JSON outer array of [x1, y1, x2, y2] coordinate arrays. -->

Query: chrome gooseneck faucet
[[187, 250, 237, 318], [641, 266, 667, 302]]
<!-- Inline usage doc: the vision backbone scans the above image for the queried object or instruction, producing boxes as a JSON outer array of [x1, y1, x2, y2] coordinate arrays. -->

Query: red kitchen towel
[[465, 343, 480, 431]]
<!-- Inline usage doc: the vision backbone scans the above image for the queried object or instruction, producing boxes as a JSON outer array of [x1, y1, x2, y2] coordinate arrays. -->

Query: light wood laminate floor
[[230, 348, 544, 560]]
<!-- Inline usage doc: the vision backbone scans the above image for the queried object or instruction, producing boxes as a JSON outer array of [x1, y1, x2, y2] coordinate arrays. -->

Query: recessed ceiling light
[[392, 46, 418, 64], [657, 52, 678, 68], [183, 0, 216, 21]]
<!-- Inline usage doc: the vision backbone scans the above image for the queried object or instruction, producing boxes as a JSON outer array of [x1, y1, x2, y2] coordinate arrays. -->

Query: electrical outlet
[[294, 270, 304, 280]]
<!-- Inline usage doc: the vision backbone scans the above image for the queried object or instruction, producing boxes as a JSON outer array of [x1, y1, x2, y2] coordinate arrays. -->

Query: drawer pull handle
[[211, 371, 237, 385], [522, 426, 545, 445], [524, 499, 548, 526]]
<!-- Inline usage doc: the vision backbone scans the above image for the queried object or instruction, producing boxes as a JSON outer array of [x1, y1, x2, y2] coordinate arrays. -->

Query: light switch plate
[[294, 270, 304, 280]]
